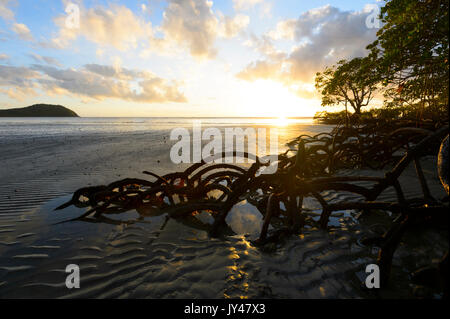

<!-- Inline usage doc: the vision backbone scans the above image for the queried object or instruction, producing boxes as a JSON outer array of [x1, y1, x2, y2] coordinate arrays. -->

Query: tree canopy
[[369, 0, 449, 119], [316, 0, 449, 122], [315, 57, 379, 115]]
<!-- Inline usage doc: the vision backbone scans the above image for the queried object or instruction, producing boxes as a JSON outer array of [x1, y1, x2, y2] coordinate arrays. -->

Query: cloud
[[233, 0, 264, 11], [237, 5, 378, 94], [267, 19, 297, 40], [219, 13, 250, 38], [0, 53, 8, 60], [0, 64, 40, 100], [11, 22, 33, 41], [0, 64, 39, 86], [0, 63, 187, 103], [161, 0, 220, 59], [0, 1, 34, 43], [243, 33, 286, 60], [45, 1, 249, 60], [35, 64, 187, 103], [233, 0, 271, 18], [28, 53, 61, 67], [0, 0, 14, 21], [236, 59, 282, 81], [48, 3, 154, 51], [0, 86, 38, 101], [159, 0, 250, 59], [84, 63, 153, 81]]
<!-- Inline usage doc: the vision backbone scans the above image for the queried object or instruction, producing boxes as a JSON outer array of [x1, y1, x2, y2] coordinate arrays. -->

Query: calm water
[[0, 117, 315, 138]]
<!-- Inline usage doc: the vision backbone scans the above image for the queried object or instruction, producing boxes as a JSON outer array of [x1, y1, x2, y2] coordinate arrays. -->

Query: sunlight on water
[[0, 117, 314, 137], [273, 116, 289, 127]]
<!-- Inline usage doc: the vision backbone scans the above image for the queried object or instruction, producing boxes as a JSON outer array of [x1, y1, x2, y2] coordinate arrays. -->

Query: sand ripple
[[0, 155, 447, 299]]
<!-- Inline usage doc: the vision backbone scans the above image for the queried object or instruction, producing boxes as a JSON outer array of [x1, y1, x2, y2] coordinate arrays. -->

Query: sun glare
[[274, 116, 289, 126], [237, 80, 318, 118]]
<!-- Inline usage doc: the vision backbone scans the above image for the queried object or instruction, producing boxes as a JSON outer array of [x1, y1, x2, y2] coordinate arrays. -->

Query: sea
[[0, 117, 316, 137]]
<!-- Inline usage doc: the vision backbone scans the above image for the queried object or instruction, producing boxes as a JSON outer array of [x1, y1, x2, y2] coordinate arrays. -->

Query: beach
[[0, 118, 447, 298]]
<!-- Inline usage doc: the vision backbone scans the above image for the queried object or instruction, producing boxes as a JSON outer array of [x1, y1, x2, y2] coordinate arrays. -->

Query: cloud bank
[[0, 63, 187, 103], [46, 0, 249, 60], [237, 5, 378, 96], [48, 3, 154, 51], [0, 0, 14, 21]]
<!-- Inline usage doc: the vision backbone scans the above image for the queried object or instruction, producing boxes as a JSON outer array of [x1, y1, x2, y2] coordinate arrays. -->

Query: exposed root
[[55, 122, 449, 289]]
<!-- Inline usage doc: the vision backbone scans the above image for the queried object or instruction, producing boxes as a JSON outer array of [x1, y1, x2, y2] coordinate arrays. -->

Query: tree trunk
[[353, 105, 362, 115]]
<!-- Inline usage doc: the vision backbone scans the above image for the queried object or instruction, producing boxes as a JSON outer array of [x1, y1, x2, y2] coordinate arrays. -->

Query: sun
[[274, 116, 289, 126], [236, 79, 317, 118]]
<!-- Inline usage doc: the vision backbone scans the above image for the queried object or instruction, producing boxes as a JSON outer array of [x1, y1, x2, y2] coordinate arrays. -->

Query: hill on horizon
[[0, 104, 79, 117]]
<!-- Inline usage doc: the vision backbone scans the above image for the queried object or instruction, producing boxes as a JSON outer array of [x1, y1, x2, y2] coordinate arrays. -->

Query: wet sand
[[0, 123, 447, 298]]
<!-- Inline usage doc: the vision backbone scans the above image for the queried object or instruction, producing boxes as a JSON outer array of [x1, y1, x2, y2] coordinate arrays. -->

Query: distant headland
[[0, 104, 79, 117]]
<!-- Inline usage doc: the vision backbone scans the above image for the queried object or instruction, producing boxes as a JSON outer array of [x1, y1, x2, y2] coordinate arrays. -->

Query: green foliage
[[368, 0, 449, 117], [314, 110, 348, 124], [314, 104, 448, 125], [315, 57, 379, 115], [315, 0, 449, 123]]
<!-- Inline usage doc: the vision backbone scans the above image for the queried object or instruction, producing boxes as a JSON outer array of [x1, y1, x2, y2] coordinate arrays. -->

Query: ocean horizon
[[0, 116, 316, 138]]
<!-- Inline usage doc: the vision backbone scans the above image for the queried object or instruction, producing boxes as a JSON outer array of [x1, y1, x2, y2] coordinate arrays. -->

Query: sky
[[0, 0, 383, 117]]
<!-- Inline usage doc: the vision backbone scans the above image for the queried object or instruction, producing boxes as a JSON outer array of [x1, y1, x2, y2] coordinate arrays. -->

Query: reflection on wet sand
[[0, 120, 447, 298]]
